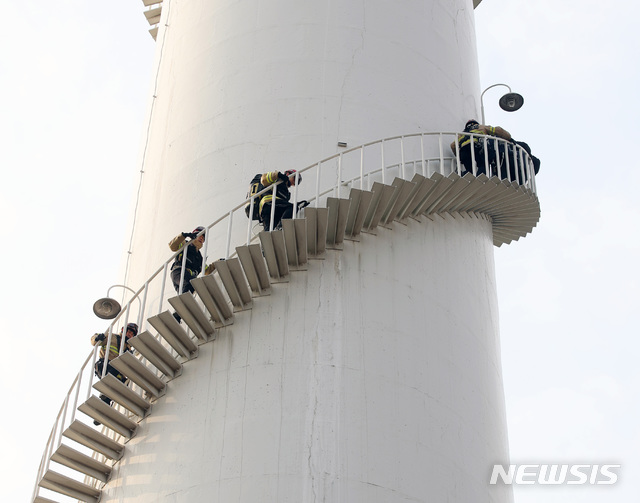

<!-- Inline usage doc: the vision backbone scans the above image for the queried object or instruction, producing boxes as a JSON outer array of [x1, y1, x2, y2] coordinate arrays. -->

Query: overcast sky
[[1, 1, 638, 502]]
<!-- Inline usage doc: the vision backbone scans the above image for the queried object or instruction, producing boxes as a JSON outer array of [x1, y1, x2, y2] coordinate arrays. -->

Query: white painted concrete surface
[[112, 1, 514, 501], [104, 214, 512, 503]]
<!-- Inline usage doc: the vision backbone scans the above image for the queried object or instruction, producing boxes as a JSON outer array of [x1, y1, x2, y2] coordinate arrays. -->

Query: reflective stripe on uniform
[[259, 194, 273, 213], [458, 128, 484, 149], [263, 172, 278, 184]]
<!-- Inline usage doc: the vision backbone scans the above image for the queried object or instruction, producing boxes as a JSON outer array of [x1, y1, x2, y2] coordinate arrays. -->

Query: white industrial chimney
[[33, 1, 539, 502]]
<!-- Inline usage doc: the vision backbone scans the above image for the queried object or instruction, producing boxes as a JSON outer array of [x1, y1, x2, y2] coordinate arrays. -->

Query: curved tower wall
[[115, 1, 511, 501], [125, 0, 481, 283], [109, 215, 512, 502]]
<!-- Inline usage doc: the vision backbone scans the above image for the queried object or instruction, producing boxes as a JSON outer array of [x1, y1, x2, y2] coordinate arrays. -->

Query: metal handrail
[[32, 130, 536, 498]]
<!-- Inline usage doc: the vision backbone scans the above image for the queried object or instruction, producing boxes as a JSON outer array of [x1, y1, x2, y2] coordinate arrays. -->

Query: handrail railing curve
[[32, 130, 538, 500]]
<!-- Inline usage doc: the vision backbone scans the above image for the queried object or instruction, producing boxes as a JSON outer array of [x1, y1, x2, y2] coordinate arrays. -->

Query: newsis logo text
[[489, 464, 621, 485]]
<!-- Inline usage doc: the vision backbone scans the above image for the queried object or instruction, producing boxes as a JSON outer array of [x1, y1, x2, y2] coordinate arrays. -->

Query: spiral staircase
[[32, 135, 540, 503]]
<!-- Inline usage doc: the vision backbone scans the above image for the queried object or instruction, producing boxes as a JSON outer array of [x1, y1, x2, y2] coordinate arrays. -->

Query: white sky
[[1, 1, 638, 502]]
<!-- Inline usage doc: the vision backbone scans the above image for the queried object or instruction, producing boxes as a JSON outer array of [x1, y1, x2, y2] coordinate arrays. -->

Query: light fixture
[[92, 284, 139, 320], [480, 83, 524, 123], [499, 92, 524, 113]]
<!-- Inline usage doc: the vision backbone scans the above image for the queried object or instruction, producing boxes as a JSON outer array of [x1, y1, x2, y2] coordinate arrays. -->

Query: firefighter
[[91, 322, 138, 418], [450, 119, 512, 176], [259, 170, 307, 231], [168, 226, 215, 295]]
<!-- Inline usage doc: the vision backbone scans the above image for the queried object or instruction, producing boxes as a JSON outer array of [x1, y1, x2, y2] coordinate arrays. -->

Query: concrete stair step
[[127, 331, 181, 382], [62, 420, 124, 461], [362, 182, 397, 234], [258, 229, 289, 282], [38, 469, 101, 503], [50, 443, 112, 484], [148, 311, 199, 360], [93, 373, 151, 419], [326, 197, 351, 249], [282, 218, 308, 270], [168, 293, 216, 343], [214, 258, 253, 312], [304, 207, 328, 258], [380, 177, 416, 227], [191, 274, 235, 327], [236, 244, 271, 297], [77, 396, 137, 440], [344, 188, 373, 241]]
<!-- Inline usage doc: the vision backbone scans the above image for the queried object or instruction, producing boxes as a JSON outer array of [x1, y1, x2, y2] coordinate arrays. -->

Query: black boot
[[99, 394, 113, 406], [172, 311, 182, 324]]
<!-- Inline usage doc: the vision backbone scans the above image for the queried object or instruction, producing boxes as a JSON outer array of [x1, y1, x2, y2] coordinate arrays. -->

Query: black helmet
[[126, 322, 138, 336], [464, 119, 480, 132], [192, 226, 205, 239]]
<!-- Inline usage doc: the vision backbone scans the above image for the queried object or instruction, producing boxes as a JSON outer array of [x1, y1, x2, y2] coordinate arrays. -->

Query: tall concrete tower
[[33, 1, 539, 502]]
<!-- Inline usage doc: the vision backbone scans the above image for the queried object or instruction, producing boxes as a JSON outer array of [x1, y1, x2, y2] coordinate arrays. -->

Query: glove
[[277, 172, 289, 182], [297, 200, 310, 210], [183, 232, 197, 239], [94, 333, 106, 342]]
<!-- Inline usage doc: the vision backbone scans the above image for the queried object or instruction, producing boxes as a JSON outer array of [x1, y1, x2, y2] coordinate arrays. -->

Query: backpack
[[245, 174, 264, 220]]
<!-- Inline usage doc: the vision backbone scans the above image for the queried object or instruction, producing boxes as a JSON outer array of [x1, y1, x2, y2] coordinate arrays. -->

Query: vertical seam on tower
[[122, 0, 173, 290]]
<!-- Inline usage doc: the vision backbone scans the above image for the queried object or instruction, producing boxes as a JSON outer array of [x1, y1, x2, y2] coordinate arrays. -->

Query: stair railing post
[[69, 367, 83, 425], [438, 133, 445, 175], [292, 172, 300, 218], [101, 326, 115, 379], [32, 442, 50, 502], [269, 183, 277, 231], [40, 427, 55, 486], [421, 133, 427, 177], [400, 136, 406, 179], [504, 139, 512, 181], [469, 133, 477, 176], [315, 162, 321, 207], [202, 226, 210, 269], [138, 280, 149, 329], [178, 240, 189, 294], [381, 140, 386, 184], [57, 393, 70, 450], [119, 304, 132, 355], [508, 143, 516, 183], [225, 211, 233, 258], [530, 154, 537, 194], [158, 262, 169, 315], [517, 145, 524, 186], [359, 146, 364, 189], [483, 136, 490, 176], [335, 152, 343, 198], [494, 138, 502, 179], [523, 152, 531, 189], [247, 195, 256, 245], [45, 407, 61, 474], [88, 344, 99, 400], [454, 134, 462, 176]]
